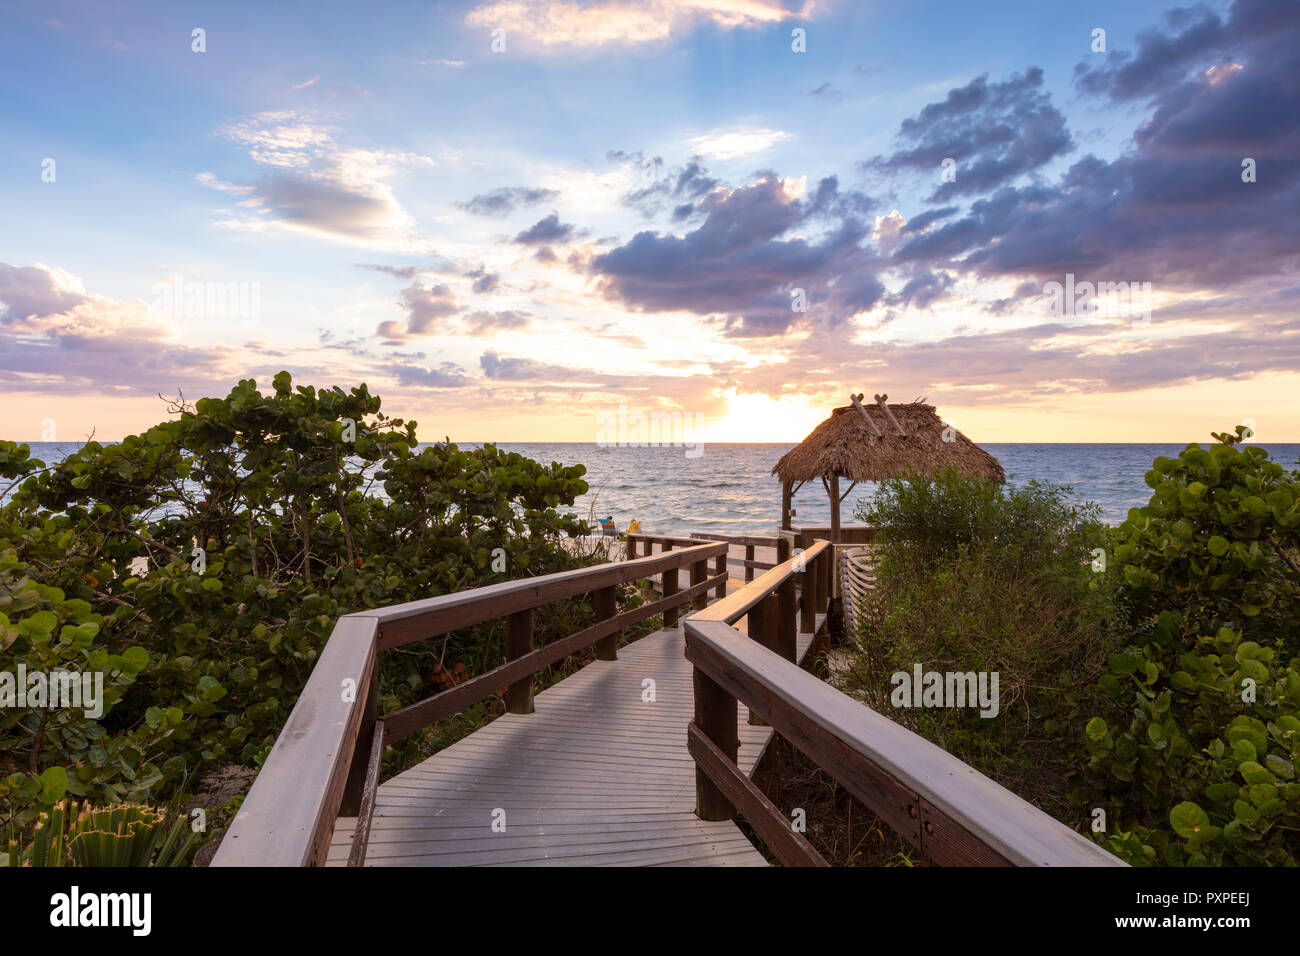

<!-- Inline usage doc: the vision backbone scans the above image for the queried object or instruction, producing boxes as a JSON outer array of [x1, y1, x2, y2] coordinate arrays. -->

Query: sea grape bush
[[0, 373, 592, 832], [1076, 430, 1300, 865], [848, 470, 1126, 806]]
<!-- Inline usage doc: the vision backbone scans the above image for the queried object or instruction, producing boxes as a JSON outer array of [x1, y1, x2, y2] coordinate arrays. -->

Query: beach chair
[[598, 516, 617, 537]]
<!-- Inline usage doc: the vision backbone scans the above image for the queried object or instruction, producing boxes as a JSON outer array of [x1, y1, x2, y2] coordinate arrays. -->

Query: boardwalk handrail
[[683, 542, 1124, 867], [213, 539, 727, 868], [688, 531, 782, 581]]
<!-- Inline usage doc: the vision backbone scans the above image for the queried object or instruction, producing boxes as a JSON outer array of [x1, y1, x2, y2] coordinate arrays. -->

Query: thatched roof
[[772, 397, 1005, 484]]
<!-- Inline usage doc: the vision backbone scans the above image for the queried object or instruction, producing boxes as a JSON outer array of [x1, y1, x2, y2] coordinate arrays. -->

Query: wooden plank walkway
[[327, 589, 824, 867]]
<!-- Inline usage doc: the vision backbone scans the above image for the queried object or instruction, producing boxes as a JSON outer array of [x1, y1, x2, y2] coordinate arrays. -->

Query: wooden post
[[691, 560, 707, 611], [817, 547, 830, 613], [829, 473, 841, 543], [693, 666, 738, 822], [801, 555, 818, 634], [781, 480, 793, 530], [504, 608, 534, 714], [625, 535, 636, 561], [594, 585, 618, 660], [339, 667, 377, 816], [713, 553, 726, 602], [777, 576, 797, 663], [746, 593, 779, 726], [745, 544, 755, 582], [777, 536, 791, 564], [663, 566, 680, 627], [642, 538, 652, 558]]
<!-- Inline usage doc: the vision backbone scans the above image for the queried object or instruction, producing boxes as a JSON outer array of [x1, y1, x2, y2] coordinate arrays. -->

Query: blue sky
[[2, 0, 1297, 442]]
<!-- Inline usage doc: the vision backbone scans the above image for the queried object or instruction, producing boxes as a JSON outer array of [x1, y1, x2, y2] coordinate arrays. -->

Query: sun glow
[[697, 389, 825, 443]]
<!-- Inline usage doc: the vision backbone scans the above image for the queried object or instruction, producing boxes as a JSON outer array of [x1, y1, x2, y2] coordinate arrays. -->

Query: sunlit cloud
[[463, 0, 813, 50]]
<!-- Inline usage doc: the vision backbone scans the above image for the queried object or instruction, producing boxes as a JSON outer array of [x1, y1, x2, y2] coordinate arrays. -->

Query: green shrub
[[0, 373, 596, 840], [844, 470, 1127, 809], [1075, 430, 1300, 865]]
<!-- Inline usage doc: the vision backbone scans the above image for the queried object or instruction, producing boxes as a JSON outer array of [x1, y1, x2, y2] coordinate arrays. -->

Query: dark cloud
[[890, 1, 1300, 289], [888, 271, 955, 310], [466, 266, 499, 294], [623, 159, 721, 218], [592, 176, 882, 336], [865, 68, 1073, 201], [455, 186, 560, 216], [514, 212, 576, 245]]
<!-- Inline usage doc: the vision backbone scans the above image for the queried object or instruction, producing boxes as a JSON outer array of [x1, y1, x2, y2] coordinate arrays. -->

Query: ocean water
[[13, 441, 1300, 534], [502, 442, 1300, 534]]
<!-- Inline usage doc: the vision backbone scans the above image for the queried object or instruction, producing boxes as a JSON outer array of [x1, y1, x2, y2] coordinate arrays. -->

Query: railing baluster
[[692, 666, 738, 822], [800, 554, 818, 635], [339, 665, 377, 817], [505, 608, 535, 714], [777, 576, 797, 663], [713, 553, 726, 601], [690, 559, 707, 611], [346, 718, 386, 868], [744, 544, 755, 582], [663, 566, 680, 627], [594, 585, 618, 660], [746, 592, 779, 726]]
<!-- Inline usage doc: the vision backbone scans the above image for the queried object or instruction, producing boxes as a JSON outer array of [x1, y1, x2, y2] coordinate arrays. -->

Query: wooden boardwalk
[[327, 599, 822, 867], [219, 534, 1120, 869]]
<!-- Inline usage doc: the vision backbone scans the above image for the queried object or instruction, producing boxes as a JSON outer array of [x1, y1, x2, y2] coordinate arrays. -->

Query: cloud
[[200, 111, 432, 245], [358, 263, 431, 280], [289, 75, 321, 92], [865, 68, 1073, 200], [808, 82, 843, 103], [622, 158, 722, 217], [686, 126, 793, 161], [0, 263, 90, 321], [0, 263, 231, 395], [376, 282, 461, 338], [514, 212, 576, 244], [463, 0, 811, 50], [480, 350, 584, 380], [464, 309, 532, 333], [888, 2, 1300, 289], [390, 361, 473, 388], [455, 186, 560, 216], [592, 175, 883, 336]]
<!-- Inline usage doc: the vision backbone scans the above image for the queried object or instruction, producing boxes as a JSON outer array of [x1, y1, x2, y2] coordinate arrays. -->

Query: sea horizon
[[16, 439, 1300, 534]]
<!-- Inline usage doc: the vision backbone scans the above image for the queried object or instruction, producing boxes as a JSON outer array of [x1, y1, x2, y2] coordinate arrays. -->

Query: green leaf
[[38, 766, 68, 805], [1170, 801, 1211, 838]]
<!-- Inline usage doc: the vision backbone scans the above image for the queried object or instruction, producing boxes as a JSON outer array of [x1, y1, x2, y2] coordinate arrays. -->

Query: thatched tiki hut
[[772, 393, 1006, 541]]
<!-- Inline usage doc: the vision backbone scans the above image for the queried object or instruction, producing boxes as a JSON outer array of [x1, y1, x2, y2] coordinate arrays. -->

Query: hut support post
[[829, 473, 841, 542], [781, 480, 793, 530]]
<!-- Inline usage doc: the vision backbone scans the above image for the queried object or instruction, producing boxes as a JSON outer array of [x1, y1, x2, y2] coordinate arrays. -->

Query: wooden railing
[[212, 539, 728, 867], [683, 541, 1124, 868], [687, 532, 784, 582]]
